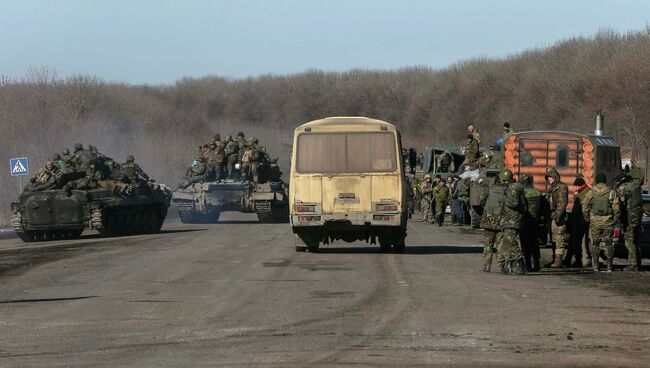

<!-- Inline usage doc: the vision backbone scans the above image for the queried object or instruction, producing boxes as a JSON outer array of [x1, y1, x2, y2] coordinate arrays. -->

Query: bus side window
[[556, 145, 569, 169]]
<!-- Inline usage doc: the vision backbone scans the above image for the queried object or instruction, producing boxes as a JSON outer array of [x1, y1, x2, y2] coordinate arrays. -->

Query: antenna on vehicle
[[595, 110, 605, 136]]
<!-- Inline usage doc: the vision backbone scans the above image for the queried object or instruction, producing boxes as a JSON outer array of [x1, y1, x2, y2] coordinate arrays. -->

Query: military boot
[[606, 259, 614, 273], [510, 259, 527, 276], [593, 260, 600, 272], [584, 257, 592, 268], [550, 257, 563, 268], [531, 258, 540, 272]]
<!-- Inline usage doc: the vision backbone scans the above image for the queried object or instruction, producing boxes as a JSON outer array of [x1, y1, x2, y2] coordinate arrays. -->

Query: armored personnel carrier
[[173, 167, 289, 224], [11, 183, 172, 242]]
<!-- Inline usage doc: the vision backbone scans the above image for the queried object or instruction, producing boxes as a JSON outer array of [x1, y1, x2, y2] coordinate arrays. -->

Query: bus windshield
[[296, 132, 397, 173]]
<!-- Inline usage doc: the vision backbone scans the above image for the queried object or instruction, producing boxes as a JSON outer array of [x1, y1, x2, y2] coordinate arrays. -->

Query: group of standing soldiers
[[180, 132, 271, 188], [25, 143, 149, 193], [416, 174, 471, 226], [481, 166, 643, 275]]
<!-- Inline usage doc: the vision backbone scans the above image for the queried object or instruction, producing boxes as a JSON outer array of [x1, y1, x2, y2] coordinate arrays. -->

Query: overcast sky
[[1, 0, 649, 84]]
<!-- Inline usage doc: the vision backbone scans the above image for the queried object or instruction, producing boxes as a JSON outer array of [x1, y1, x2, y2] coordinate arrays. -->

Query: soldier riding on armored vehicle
[[173, 132, 288, 223], [11, 146, 172, 242]]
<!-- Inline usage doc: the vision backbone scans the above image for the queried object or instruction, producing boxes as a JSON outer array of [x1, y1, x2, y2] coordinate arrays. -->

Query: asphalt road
[[1, 212, 649, 367]]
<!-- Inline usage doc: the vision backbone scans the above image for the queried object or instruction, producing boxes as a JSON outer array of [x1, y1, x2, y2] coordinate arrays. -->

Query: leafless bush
[[1, 28, 649, 225]]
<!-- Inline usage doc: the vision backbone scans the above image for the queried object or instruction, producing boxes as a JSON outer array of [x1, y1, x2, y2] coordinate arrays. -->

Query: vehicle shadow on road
[[316, 245, 483, 255], [0, 296, 97, 304]]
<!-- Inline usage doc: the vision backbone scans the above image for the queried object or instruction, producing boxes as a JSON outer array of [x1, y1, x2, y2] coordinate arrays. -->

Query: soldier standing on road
[[521, 174, 542, 272], [480, 173, 507, 273], [419, 174, 434, 223], [498, 169, 527, 275], [545, 167, 569, 268], [568, 178, 592, 268], [447, 176, 460, 225], [434, 179, 450, 226], [460, 134, 479, 169], [457, 177, 471, 225], [615, 171, 643, 271], [583, 173, 620, 272]]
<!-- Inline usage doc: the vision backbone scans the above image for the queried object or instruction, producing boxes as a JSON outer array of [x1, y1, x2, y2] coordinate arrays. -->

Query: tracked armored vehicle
[[11, 183, 172, 242], [172, 179, 288, 224]]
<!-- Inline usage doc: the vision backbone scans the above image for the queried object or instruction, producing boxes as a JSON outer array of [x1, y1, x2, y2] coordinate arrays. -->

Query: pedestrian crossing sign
[[10, 157, 29, 176]]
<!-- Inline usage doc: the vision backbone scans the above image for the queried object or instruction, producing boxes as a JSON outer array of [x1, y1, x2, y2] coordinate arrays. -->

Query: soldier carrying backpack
[[582, 173, 620, 272]]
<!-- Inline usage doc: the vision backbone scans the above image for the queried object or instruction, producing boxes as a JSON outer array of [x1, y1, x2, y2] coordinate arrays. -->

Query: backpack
[[592, 189, 613, 216], [523, 187, 542, 219], [481, 184, 506, 230], [484, 184, 506, 216]]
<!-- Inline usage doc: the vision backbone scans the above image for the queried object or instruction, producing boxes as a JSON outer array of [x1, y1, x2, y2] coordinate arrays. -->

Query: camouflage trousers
[[435, 201, 446, 225], [624, 224, 639, 265], [499, 228, 524, 267], [590, 224, 614, 260], [420, 198, 432, 222], [483, 229, 504, 271], [551, 221, 567, 257]]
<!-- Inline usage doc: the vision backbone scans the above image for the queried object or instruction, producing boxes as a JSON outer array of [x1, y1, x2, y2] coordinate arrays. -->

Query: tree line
[[0, 27, 649, 225]]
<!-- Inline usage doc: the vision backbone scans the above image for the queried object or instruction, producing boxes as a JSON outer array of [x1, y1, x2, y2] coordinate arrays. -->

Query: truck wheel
[[297, 232, 320, 252], [393, 232, 406, 253], [15, 231, 36, 243]]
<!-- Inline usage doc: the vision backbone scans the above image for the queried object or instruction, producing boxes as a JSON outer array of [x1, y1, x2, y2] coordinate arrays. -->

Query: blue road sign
[[10, 157, 29, 176]]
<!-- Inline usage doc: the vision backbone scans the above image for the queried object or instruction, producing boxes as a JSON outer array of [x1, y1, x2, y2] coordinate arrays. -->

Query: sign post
[[10, 157, 30, 192]]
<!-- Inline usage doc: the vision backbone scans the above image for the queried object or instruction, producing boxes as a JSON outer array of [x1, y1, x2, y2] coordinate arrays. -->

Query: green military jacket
[[616, 178, 643, 226]]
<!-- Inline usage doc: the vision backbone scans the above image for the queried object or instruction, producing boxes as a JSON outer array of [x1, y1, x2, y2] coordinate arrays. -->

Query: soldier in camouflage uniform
[[180, 157, 209, 189], [521, 174, 542, 272], [480, 173, 507, 272], [27, 161, 61, 192], [61, 148, 72, 162], [457, 177, 471, 225], [223, 135, 240, 179], [419, 174, 434, 223], [460, 134, 479, 169], [615, 172, 643, 271], [583, 173, 620, 272], [235, 132, 247, 164], [121, 155, 149, 183], [498, 169, 527, 275], [433, 179, 449, 226], [545, 167, 569, 268]]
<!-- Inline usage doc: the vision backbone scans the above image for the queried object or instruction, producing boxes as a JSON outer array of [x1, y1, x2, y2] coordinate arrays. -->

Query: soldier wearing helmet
[[496, 169, 527, 275], [121, 154, 149, 183], [224, 134, 240, 179], [521, 173, 543, 271], [241, 137, 261, 182], [418, 174, 434, 223]]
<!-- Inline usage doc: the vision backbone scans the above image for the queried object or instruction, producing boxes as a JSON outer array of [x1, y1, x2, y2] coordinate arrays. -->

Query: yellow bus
[[289, 117, 407, 252]]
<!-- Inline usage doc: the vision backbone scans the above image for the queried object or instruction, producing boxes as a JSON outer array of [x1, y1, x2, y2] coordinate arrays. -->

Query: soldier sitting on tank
[[121, 155, 149, 183], [179, 157, 209, 189], [67, 160, 105, 190], [25, 161, 62, 192], [61, 148, 73, 162]]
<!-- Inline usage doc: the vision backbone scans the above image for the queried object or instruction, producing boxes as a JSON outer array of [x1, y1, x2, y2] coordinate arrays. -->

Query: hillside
[[1, 28, 649, 226]]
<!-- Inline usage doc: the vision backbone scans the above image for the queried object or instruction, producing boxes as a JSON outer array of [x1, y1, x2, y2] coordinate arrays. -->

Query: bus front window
[[297, 132, 396, 173]]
